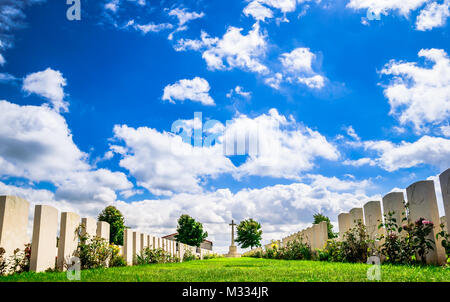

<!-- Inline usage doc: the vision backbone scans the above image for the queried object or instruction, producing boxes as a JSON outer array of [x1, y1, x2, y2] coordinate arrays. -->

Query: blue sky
[[0, 0, 449, 252]]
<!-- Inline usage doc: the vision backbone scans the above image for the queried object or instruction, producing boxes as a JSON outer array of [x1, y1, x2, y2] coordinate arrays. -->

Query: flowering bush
[[410, 218, 435, 265], [0, 244, 31, 276], [436, 224, 450, 266], [136, 247, 177, 265], [340, 221, 376, 263], [73, 226, 114, 269]]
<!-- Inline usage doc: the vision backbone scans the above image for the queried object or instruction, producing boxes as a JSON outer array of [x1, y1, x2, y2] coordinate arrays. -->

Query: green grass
[[1, 257, 449, 282]]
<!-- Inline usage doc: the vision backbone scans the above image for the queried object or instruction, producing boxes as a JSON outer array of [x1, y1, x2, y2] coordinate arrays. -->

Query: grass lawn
[[0, 257, 449, 282]]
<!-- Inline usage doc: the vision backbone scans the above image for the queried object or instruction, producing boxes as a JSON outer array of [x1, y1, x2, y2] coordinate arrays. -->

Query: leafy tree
[[175, 214, 208, 247], [235, 218, 263, 249], [313, 213, 338, 239], [98, 206, 126, 245]]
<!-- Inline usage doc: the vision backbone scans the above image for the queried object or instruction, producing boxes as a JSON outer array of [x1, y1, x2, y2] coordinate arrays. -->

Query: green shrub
[[436, 223, 450, 266], [136, 247, 173, 265], [340, 221, 375, 263], [202, 253, 223, 260], [183, 248, 197, 262]]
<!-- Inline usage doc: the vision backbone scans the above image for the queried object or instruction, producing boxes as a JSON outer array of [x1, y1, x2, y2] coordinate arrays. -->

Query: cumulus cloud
[[110, 109, 339, 195], [232, 109, 339, 179], [168, 8, 204, 26], [347, 0, 428, 16], [381, 49, 450, 133], [243, 1, 274, 21], [162, 77, 215, 105], [416, 1, 450, 31], [22, 68, 69, 112], [362, 136, 450, 172], [0, 100, 133, 205], [226, 86, 252, 99], [176, 23, 268, 74], [345, 135, 450, 172], [111, 124, 234, 195], [267, 47, 326, 89]]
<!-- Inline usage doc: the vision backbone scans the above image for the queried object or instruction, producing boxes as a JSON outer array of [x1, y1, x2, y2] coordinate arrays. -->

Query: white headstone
[[439, 168, 450, 234], [406, 180, 446, 265], [30, 205, 58, 272], [96, 221, 110, 242], [0, 196, 30, 257], [364, 201, 383, 241], [382, 192, 406, 227], [123, 229, 133, 265], [338, 213, 351, 240], [57, 212, 80, 270], [81, 217, 97, 238], [349, 208, 364, 228]]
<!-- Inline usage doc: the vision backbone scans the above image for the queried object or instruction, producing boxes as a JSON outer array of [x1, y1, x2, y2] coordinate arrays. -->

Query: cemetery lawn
[[1, 257, 449, 282]]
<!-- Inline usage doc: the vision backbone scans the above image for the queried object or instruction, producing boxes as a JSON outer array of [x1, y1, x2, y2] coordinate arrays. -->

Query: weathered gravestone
[[0, 196, 30, 257], [132, 232, 141, 262], [439, 168, 450, 234], [96, 221, 110, 242], [382, 192, 406, 227], [57, 212, 80, 270], [349, 208, 364, 228], [364, 201, 384, 241], [123, 229, 133, 265], [338, 213, 351, 240], [81, 217, 97, 238], [406, 180, 446, 265], [30, 205, 58, 272]]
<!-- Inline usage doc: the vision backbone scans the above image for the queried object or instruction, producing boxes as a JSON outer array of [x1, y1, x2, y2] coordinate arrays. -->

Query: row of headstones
[[338, 168, 450, 265], [0, 195, 212, 273], [121, 229, 212, 265], [0, 196, 110, 272], [249, 220, 329, 254]]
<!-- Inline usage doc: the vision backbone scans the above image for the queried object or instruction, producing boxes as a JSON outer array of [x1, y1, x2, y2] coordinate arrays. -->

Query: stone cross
[[229, 220, 237, 246]]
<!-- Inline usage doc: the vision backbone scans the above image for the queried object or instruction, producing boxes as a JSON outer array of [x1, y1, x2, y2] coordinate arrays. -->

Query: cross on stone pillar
[[229, 219, 237, 246]]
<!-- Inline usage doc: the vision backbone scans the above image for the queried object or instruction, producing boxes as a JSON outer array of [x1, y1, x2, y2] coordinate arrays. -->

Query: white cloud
[[110, 109, 339, 195], [0, 100, 133, 205], [176, 23, 268, 74], [0, 53, 5, 66], [125, 19, 173, 34], [226, 86, 252, 99], [381, 49, 450, 133], [22, 68, 68, 112], [162, 77, 215, 106], [355, 136, 450, 171], [168, 8, 204, 26], [111, 124, 234, 195], [232, 109, 340, 179], [347, 0, 428, 16], [243, 1, 274, 21], [416, 1, 450, 31], [0, 72, 16, 82], [280, 47, 316, 73], [271, 47, 326, 89], [105, 0, 120, 12]]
